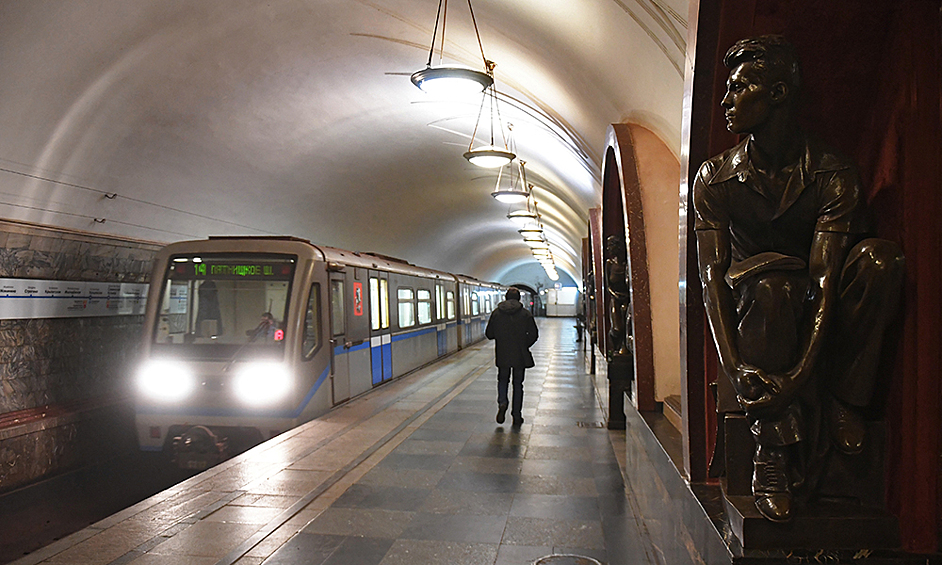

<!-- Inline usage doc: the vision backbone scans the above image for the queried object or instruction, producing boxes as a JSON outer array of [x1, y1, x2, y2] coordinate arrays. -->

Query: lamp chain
[[427, 0, 445, 67], [439, 0, 448, 66], [469, 90, 486, 151], [466, 0, 488, 69], [489, 86, 496, 146], [427, 0, 489, 70]]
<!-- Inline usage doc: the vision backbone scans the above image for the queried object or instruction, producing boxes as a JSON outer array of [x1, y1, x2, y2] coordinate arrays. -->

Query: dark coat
[[485, 299, 539, 368]]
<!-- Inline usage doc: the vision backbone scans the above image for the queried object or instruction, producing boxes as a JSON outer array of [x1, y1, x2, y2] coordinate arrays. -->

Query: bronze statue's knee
[[851, 238, 905, 280], [749, 273, 803, 309]]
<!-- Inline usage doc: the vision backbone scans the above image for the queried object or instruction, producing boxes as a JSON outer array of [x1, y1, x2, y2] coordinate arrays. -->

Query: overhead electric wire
[[0, 199, 200, 239], [0, 166, 273, 235]]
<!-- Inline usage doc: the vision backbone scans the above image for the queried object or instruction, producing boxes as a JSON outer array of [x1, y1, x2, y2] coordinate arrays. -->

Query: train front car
[[135, 237, 329, 470]]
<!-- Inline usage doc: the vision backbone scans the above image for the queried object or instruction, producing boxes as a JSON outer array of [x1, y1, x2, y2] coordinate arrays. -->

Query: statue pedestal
[[606, 355, 633, 429], [723, 492, 900, 550], [721, 413, 900, 550]]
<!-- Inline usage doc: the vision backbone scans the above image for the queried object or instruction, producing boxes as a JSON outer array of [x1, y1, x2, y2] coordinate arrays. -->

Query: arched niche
[[601, 124, 657, 412]]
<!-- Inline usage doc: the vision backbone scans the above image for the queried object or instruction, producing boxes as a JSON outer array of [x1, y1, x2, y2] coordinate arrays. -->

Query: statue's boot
[[752, 444, 792, 522], [829, 396, 865, 455]]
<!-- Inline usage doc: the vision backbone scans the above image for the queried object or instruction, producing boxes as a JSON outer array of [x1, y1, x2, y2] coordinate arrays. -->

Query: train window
[[471, 292, 480, 316], [330, 280, 345, 336], [417, 289, 432, 324], [398, 287, 415, 328], [380, 279, 389, 329], [370, 278, 380, 330], [370, 278, 390, 330], [302, 284, 321, 359], [446, 291, 456, 320], [435, 284, 445, 320]]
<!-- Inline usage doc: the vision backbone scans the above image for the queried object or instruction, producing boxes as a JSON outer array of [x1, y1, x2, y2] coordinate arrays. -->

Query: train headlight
[[137, 360, 195, 402], [232, 362, 292, 405]]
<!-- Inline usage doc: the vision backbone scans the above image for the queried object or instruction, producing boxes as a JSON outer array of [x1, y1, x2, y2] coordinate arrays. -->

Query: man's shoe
[[512, 416, 524, 427], [755, 491, 792, 522], [752, 445, 792, 522], [496, 403, 508, 424], [829, 397, 865, 455]]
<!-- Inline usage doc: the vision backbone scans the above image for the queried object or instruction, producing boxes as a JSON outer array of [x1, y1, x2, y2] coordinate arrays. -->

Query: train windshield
[[152, 254, 297, 360]]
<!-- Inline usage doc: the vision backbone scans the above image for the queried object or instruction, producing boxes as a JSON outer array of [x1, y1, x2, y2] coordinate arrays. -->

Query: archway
[[600, 123, 657, 414]]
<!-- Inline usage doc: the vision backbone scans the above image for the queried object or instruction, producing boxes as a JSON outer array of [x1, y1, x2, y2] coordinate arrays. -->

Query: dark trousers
[[732, 238, 904, 445], [497, 366, 526, 418]]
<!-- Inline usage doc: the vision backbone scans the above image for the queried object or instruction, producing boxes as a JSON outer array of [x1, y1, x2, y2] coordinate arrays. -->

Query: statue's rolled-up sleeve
[[693, 160, 728, 232], [814, 169, 870, 235]]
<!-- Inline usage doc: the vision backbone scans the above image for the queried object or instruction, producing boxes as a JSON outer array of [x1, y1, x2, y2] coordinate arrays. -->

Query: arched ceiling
[[0, 0, 686, 289]]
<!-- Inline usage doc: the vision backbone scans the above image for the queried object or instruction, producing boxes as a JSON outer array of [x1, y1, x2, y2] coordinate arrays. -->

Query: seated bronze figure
[[693, 35, 904, 522], [605, 235, 631, 359]]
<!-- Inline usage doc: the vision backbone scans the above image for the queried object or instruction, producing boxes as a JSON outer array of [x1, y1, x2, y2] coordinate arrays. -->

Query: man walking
[[485, 288, 539, 427]]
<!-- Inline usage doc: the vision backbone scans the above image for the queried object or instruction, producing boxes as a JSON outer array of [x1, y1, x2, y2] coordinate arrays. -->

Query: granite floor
[[13, 318, 655, 565]]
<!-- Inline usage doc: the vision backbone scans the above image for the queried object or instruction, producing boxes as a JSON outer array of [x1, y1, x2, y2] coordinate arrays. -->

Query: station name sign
[[0, 278, 148, 320]]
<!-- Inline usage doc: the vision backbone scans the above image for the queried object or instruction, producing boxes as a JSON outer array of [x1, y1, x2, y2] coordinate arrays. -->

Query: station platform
[[12, 318, 653, 565]]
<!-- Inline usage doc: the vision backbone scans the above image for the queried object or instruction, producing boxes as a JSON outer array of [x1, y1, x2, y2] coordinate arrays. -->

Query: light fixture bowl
[[464, 147, 515, 168], [507, 210, 539, 226], [411, 66, 493, 96], [491, 189, 529, 204]]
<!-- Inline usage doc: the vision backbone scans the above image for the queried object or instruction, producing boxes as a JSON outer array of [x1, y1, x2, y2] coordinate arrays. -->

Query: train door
[[368, 271, 393, 385], [329, 272, 350, 404], [346, 269, 372, 397], [435, 283, 447, 356], [456, 282, 465, 347]]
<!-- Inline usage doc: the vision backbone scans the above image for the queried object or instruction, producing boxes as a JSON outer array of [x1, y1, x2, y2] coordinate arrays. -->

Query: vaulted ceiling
[[0, 0, 686, 288]]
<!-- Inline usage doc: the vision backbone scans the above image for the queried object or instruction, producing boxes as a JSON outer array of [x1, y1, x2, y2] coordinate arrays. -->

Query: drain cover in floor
[[533, 555, 602, 565]]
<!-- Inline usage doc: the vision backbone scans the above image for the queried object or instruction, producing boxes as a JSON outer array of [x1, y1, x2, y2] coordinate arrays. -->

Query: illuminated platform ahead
[[12, 318, 653, 565]]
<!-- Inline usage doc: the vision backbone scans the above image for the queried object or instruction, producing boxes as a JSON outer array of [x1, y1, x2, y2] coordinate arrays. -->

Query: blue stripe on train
[[333, 340, 370, 356]]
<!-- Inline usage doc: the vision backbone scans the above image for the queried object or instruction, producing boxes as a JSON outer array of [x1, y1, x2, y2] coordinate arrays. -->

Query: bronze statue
[[605, 235, 632, 359], [693, 36, 904, 522], [586, 271, 597, 345]]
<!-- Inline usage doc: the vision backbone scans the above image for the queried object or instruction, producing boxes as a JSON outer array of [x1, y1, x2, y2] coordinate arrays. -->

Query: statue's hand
[[739, 371, 799, 417], [731, 365, 769, 402]]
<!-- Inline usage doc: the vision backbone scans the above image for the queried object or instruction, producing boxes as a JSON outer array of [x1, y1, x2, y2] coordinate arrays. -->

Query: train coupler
[[171, 425, 228, 471]]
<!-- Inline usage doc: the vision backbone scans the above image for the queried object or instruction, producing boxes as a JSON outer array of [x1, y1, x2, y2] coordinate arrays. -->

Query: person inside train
[[246, 312, 278, 342]]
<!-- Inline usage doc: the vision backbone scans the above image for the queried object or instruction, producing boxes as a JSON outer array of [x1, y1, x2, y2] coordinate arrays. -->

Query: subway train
[[134, 236, 527, 469]]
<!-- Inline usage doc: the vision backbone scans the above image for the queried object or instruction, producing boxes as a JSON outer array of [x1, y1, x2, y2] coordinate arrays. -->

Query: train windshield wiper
[[222, 321, 268, 371]]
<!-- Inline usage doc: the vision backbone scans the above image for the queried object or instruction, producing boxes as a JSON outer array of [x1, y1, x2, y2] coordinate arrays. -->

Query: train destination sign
[[0, 278, 148, 320], [171, 259, 295, 280]]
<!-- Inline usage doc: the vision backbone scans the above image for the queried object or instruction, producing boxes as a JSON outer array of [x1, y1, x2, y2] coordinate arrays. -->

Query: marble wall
[[0, 220, 162, 491]]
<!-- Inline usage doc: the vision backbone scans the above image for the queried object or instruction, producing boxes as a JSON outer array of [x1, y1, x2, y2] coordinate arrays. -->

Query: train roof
[[193, 236, 505, 288], [317, 245, 457, 281], [452, 274, 505, 289]]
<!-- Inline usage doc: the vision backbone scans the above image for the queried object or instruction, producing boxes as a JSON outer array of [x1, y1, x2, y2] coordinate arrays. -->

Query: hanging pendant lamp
[[491, 160, 530, 203], [508, 208, 539, 226], [412, 0, 494, 97], [464, 88, 514, 168]]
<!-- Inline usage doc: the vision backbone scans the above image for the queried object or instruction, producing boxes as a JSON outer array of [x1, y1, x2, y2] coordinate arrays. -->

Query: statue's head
[[605, 234, 626, 258], [721, 35, 800, 134]]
